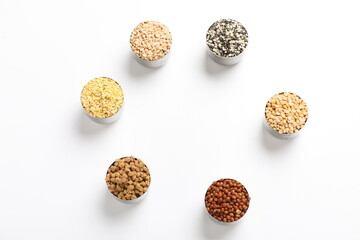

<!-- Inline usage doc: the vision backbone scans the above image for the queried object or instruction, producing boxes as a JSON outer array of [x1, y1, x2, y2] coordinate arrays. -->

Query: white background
[[1, 0, 360, 239]]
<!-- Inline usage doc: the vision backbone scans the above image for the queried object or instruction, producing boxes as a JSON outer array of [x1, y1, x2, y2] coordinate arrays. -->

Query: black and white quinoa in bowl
[[206, 19, 248, 65]]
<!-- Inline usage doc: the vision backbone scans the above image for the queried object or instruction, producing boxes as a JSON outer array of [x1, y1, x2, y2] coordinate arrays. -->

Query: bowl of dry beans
[[204, 178, 250, 224], [264, 92, 309, 139], [129, 21, 172, 68], [80, 77, 124, 124], [105, 156, 151, 203]]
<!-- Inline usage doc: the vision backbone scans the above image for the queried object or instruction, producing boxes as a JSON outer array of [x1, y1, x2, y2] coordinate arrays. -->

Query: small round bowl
[[133, 51, 170, 68], [105, 156, 151, 204], [110, 186, 150, 204], [264, 92, 309, 139], [263, 117, 300, 139], [84, 108, 123, 124], [206, 19, 248, 66], [206, 46, 245, 66], [80, 77, 124, 124], [204, 178, 250, 225], [130, 21, 172, 68]]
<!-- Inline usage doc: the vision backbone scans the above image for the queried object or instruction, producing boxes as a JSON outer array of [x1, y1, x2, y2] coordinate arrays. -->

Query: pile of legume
[[265, 92, 308, 134], [81, 77, 124, 119], [205, 179, 250, 223], [130, 21, 172, 61], [106, 156, 150, 200]]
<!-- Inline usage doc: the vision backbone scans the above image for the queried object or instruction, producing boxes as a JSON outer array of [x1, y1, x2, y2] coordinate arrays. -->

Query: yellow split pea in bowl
[[265, 92, 308, 138], [80, 77, 124, 124]]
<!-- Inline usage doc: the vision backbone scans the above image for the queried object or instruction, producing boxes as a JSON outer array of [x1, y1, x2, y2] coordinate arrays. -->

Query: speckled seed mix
[[265, 92, 309, 134], [206, 19, 248, 58], [81, 77, 124, 119], [106, 156, 150, 200], [205, 179, 250, 223], [130, 21, 172, 61]]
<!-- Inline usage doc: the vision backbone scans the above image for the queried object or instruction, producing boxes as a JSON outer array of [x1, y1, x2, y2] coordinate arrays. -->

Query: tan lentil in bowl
[[130, 21, 172, 61], [106, 156, 151, 201], [265, 92, 309, 134], [205, 179, 250, 223], [81, 77, 124, 119]]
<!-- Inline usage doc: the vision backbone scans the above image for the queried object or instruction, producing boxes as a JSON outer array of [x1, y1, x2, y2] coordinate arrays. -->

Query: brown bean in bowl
[[205, 178, 250, 224], [105, 156, 151, 203]]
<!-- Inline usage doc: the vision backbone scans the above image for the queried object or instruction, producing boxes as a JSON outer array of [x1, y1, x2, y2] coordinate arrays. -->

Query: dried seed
[[130, 21, 172, 61], [206, 19, 248, 58], [205, 179, 250, 223], [105, 156, 151, 201], [265, 92, 309, 134], [81, 77, 124, 119]]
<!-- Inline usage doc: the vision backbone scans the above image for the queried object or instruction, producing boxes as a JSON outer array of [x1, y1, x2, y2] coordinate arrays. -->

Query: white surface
[[1, 0, 360, 239]]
